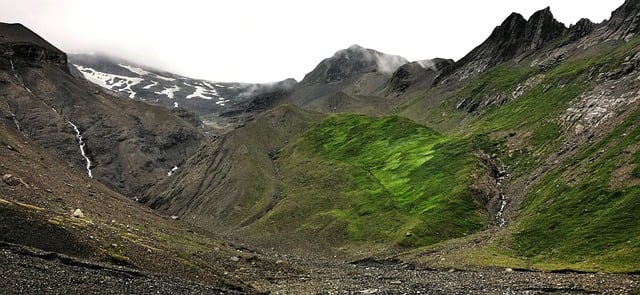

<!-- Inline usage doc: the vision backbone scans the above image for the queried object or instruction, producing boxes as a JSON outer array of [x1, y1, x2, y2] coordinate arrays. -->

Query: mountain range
[[69, 53, 297, 131], [2, 1, 640, 293]]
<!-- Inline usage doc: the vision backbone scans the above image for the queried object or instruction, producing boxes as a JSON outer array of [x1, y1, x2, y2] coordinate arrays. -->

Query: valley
[[2, 1, 640, 294]]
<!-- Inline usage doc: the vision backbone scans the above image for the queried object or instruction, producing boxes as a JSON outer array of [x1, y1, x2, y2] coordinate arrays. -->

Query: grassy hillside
[[510, 107, 640, 272], [397, 37, 640, 272], [248, 114, 488, 250]]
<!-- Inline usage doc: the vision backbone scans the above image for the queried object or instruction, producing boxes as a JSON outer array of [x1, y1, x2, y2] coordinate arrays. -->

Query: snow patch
[[9, 111, 21, 132], [174, 102, 178, 108], [75, 65, 142, 99], [157, 85, 180, 99], [143, 81, 158, 90], [186, 84, 218, 100], [119, 64, 151, 76], [153, 73, 176, 81], [215, 97, 230, 106]]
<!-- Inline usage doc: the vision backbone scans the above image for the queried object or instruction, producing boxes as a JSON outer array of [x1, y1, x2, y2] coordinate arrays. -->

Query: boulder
[[2, 174, 26, 187], [72, 208, 85, 218]]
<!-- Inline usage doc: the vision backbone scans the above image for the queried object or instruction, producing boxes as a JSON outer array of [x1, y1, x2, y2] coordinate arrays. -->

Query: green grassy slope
[[251, 114, 488, 249], [407, 37, 640, 272], [510, 107, 640, 272]]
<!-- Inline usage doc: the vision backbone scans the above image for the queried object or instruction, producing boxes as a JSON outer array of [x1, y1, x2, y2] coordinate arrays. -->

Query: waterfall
[[494, 165, 508, 227], [9, 111, 21, 132], [68, 121, 93, 178]]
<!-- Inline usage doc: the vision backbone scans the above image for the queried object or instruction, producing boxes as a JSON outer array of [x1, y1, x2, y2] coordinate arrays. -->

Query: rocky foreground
[[2, 242, 638, 295]]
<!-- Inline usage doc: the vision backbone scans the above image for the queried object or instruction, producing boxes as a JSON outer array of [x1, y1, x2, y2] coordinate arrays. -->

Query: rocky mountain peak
[[439, 7, 566, 84], [525, 7, 566, 50], [301, 45, 408, 84], [0, 22, 67, 70], [470, 7, 565, 63], [607, 0, 640, 39], [567, 18, 595, 42]]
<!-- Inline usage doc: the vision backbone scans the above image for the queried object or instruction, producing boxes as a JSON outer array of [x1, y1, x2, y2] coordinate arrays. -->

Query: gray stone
[[72, 209, 85, 218]]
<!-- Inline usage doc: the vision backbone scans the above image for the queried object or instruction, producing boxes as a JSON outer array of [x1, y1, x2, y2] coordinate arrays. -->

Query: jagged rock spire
[[459, 7, 566, 67]]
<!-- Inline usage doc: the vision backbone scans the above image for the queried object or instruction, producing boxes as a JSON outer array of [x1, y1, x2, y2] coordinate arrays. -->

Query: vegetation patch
[[266, 114, 488, 248], [456, 64, 535, 101], [0, 197, 12, 206], [14, 201, 45, 212], [509, 107, 640, 272]]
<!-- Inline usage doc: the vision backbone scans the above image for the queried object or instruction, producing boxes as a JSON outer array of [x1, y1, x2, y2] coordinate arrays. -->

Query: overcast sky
[[0, 0, 626, 83]]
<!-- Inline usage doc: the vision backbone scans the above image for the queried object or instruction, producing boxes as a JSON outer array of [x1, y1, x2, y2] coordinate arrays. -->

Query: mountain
[[0, 22, 316, 294], [275, 45, 417, 114], [137, 1, 640, 273], [388, 58, 454, 93], [69, 53, 296, 131], [0, 115, 283, 293], [0, 23, 203, 199], [437, 7, 566, 85], [3, 1, 640, 291], [142, 104, 324, 231], [608, 0, 640, 39]]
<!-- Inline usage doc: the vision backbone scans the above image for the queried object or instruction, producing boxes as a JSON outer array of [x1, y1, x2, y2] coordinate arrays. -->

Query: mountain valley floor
[[2, 241, 638, 294]]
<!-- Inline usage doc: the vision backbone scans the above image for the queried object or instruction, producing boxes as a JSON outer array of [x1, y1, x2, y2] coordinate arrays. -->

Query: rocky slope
[[3, 1, 640, 292], [276, 45, 417, 114], [137, 1, 640, 274], [0, 109, 301, 293], [436, 7, 566, 86], [142, 105, 325, 230], [0, 22, 203, 198], [394, 1, 640, 272], [70, 54, 296, 131]]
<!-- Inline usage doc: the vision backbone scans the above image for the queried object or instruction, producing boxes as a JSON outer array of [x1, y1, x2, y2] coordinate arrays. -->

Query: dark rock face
[[389, 58, 453, 93], [437, 8, 566, 85], [0, 22, 204, 198], [524, 7, 566, 51], [301, 45, 408, 85], [607, 0, 640, 39], [567, 18, 595, 42], [0, 23, 67, 69], [460, 7, 566, 67]]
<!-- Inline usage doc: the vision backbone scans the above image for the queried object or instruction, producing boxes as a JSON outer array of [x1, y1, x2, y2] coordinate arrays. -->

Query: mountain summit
[[301, 44, 408, 85], [446, 7, 566, 82], [0, 22, 67, 69]]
